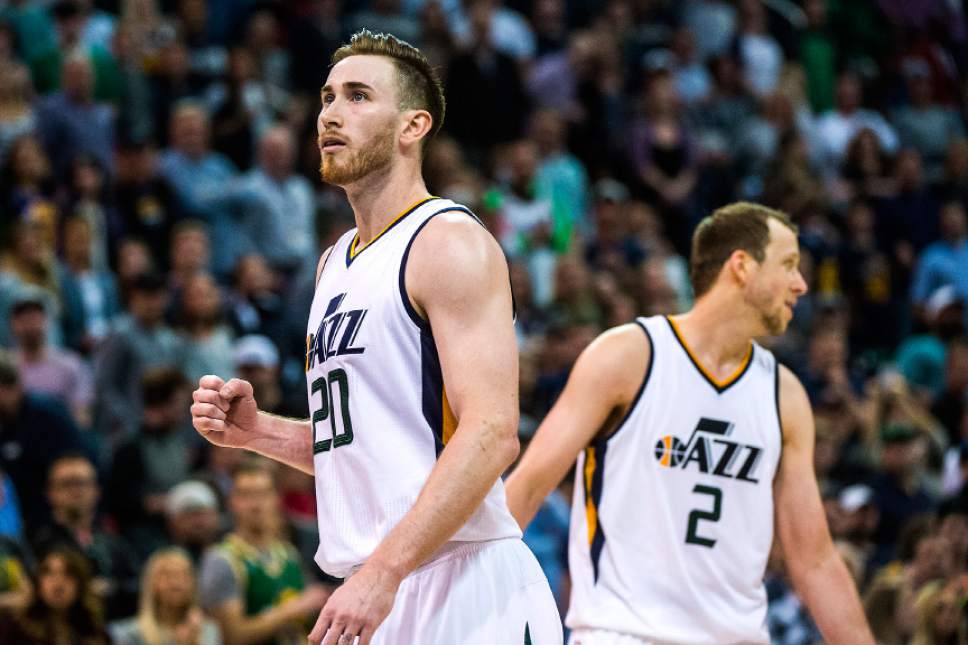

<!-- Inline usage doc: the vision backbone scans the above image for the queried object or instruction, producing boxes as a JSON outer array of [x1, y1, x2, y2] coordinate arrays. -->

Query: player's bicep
[[774, 366, 832, 567], [408, 215, 517, 430], [519, 326, 649, 486], [314, 245, 334, 287]]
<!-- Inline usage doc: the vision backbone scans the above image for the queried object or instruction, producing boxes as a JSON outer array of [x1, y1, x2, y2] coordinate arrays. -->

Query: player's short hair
[[331, 30, 445, 148], [689, 202, 798, 298]]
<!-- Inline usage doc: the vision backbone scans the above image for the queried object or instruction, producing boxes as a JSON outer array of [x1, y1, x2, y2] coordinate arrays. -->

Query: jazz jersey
[[567, 315, 782, 644], [306, 197, 521, 578]]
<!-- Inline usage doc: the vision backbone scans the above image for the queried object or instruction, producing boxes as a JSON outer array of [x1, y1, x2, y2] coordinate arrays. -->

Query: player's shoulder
[[573, 320, 653, 392], [409, 201, 502, 275]]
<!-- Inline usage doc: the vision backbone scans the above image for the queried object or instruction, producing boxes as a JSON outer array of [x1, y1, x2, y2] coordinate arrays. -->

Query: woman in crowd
[[110, 547, 221, 645], [0, 546, 110, 644]]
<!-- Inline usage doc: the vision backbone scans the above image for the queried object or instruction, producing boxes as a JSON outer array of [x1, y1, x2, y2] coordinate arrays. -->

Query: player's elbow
[[488, 412, 520, 469]]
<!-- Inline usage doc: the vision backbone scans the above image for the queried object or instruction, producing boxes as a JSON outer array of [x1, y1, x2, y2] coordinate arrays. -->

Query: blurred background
[[1, 0, 968, 643]]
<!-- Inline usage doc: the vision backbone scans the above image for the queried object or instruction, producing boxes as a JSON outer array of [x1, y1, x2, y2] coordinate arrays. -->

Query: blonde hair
[[331, 30, 446, 145], [136, 548, 199, 645]]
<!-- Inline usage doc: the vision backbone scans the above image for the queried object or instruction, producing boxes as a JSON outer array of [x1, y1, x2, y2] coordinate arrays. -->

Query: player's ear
[[726, 249, 753, 286], [400, 109, 432, 148]]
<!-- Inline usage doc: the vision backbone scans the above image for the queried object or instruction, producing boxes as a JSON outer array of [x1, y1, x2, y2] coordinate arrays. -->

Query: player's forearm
[[366, 414, 520, 582], [504, 468, 546, 530], [242, 412, 315, 475], [791, 549, 875, 645]]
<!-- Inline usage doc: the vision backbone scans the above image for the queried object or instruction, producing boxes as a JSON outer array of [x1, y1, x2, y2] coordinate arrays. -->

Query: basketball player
[[506, 202, 875, 644], [190, 31, 561, 645]]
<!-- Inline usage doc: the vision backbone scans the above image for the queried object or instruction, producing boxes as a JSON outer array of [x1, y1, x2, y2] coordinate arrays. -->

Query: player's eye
[[322, 93, 334, 104], [351, 91, 367, 102]]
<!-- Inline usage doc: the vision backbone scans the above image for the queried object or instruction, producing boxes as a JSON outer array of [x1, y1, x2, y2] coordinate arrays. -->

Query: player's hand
[[190, 375, 259, 449], [308, 563, 401, 645]]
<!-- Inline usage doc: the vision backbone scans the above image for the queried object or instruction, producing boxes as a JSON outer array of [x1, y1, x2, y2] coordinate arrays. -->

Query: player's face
[[744, 219, 807, 335], [317, 55, 400, 186]]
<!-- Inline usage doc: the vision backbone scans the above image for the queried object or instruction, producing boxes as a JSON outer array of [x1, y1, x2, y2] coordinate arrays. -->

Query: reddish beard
[[319, 121, 396, 185]]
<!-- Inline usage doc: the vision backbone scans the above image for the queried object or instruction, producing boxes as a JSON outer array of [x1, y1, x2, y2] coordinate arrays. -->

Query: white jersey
[[567, 315, 782, 644], [306, 197, 521, 578]]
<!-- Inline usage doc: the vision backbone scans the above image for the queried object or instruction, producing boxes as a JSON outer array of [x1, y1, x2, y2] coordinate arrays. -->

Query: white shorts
[[372, 537, 562, 644], [568, 629, 652, 645]]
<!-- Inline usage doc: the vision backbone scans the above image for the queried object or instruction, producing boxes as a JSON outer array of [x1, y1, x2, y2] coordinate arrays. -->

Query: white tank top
[[306, 197, 522, 578], [567, 315, 782, 644]]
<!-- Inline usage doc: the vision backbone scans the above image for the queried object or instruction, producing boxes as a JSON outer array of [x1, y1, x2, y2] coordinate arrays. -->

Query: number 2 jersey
[[306, 197, 521, 579], [567, 315, 782, 644]]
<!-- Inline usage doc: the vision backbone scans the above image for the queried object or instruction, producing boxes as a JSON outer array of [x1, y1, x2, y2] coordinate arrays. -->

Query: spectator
[[168, 219, 211, 293], [9, 295, 92, 428], [93, 271, 185, 441], [149, 37, 207, 147], [165, 481, 221, 565], [872, 425, 938, 555], [225, 254, 286, 346], [209, 46, 261, 172], [233, 334, 306, 418], [891, 60, 965, 183], [0, 349, 85, 529], [114, 136, 183, 271], [61, 155, 119, 269], [198, 461, 329, 645], [175, 272, 234, 384], [911, 202, 968, 319], [0, 62, 36, 165], [530, 108, 590, 240], [34, 51, 114, 177], [630, 71, 698, 252], [28, 0, 117, 100], [220, 125, 318, 274], [444, 1, 529, 151], [109, 368, 199, 560], [814, 72, 898, 175], [109, 547, 221, 645], [0, 133, 57, 231], [933, 337, 968, 440], [157, 101, 239, 277], [735, 0, 784, 97], [0, 546, 110, 644], [58, 214, 121, 354], [31, 453, 139, 619]]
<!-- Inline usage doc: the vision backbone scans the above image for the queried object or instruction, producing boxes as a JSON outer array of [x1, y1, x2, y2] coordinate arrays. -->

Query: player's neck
[[344, 162, 431, 246], [673, 294, 759, 368]]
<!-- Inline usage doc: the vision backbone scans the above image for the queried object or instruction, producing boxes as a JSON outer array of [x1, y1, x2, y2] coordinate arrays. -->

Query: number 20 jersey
[[306, 197, 521, 579], [567, 315, 782, 644]]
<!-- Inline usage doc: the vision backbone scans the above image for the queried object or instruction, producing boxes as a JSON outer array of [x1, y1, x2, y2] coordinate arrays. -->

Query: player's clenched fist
[[191, 375, 260, 448]]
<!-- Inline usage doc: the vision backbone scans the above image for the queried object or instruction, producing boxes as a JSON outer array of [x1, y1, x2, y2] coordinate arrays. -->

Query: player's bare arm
[[505, 323, 651, 528], [773, 364, 875, 645], [309, 213, 522, 643], [190, 245, 334, 476]]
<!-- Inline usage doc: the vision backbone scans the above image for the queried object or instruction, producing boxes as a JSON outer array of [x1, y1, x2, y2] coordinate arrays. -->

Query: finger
[[199, 374, 225, 390], [359, 626, 374, 645], [219, 378, 253, 401], [193, 388, 230, 412], [190, 402, 226, 421], [320, 624, 346, 645], [192, 417, 224, 434], [309, 609, 332, 645]]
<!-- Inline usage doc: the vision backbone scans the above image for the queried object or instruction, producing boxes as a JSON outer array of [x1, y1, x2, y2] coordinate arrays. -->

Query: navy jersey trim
[[419, 326, 446, 456], [398, 206, 482, 330], [606, 317, 655, 441], [345, 197, 441, 267], [774, 360, 784, 469]]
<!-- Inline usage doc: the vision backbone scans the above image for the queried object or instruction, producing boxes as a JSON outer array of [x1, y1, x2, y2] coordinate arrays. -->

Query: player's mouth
[[320, 136, 347, 153]]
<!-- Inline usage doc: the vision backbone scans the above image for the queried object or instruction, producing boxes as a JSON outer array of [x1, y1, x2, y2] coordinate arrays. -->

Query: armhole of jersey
[[605, 317, 655, 441], [774, 360, 783, 466], [398, 206, 484, 330], [315, 244, 335, 288]]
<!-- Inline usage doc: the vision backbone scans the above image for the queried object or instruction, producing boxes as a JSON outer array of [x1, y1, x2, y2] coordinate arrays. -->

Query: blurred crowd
[[1, 0, 968, 643]]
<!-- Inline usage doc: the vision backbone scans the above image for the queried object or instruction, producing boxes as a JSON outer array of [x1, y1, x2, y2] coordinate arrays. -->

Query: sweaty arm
[[773, 365, 875, 645], [505, 324, 651, 529], [191, 246, 334, 476]]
